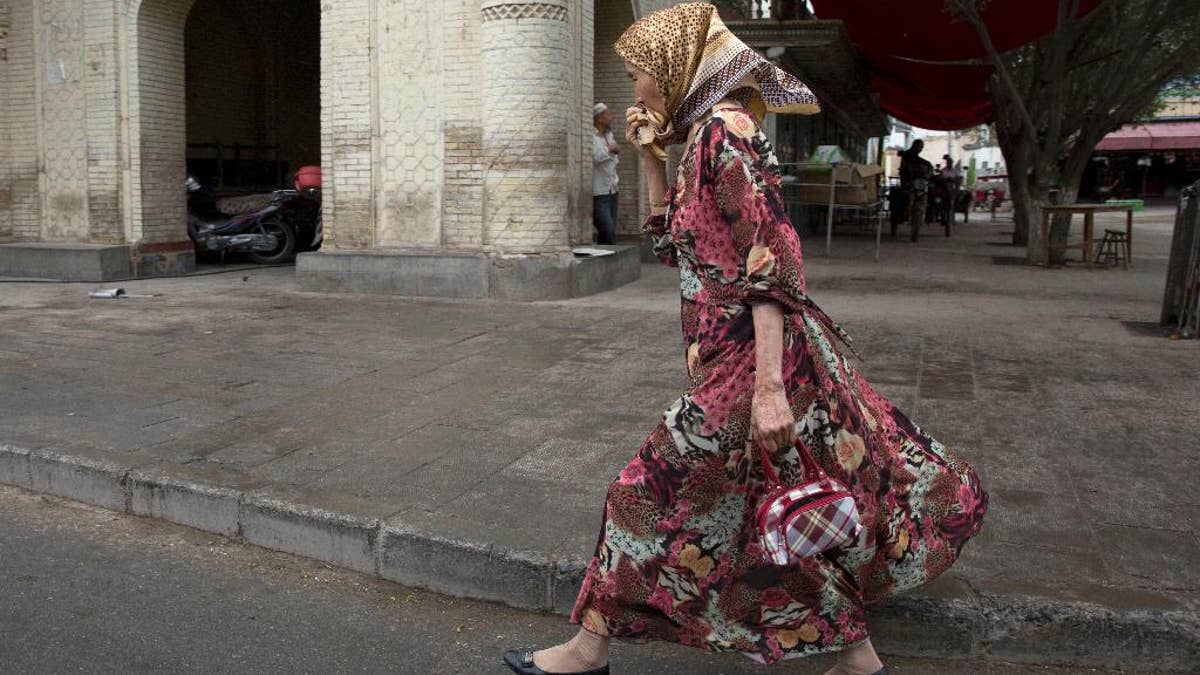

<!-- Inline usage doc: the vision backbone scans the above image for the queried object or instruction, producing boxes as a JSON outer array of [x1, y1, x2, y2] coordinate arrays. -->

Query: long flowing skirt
[[570, 315, 988, 664]]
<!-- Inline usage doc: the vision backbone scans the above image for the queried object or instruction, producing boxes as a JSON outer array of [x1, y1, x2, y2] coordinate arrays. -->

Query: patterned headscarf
[[614, 2, 819, 135]]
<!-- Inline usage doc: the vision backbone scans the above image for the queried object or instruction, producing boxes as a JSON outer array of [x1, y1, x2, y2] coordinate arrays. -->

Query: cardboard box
[[790, 163, 884, 205], [808, 145, 853, 164]]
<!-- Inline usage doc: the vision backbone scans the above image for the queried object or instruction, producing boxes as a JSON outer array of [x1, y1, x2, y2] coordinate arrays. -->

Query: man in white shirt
[[593, 102, 620, 244], [941, 155, 963, 187]]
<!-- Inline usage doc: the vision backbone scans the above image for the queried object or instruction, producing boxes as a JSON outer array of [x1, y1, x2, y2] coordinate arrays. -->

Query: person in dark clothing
[[898, 141, 933, 242]]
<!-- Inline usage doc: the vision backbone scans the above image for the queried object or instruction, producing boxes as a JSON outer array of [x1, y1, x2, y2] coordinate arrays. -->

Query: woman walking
[[504, 5, 987, 674]]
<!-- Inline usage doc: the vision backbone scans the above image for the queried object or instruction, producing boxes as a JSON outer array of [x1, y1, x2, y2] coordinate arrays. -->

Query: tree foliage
[[947, 0, 1200, 259]]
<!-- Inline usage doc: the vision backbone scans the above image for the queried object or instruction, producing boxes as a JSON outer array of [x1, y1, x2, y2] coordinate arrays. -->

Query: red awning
[[1095, 122, 1200, 152], [810, 0, 1103, 130]]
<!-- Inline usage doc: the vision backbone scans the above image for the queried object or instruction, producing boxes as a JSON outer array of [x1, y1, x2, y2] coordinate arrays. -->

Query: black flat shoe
[[502, 649, 610, 675]]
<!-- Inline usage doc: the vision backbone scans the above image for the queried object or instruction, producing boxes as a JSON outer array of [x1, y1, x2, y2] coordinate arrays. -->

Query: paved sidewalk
[[1, 209, 1197, 670]]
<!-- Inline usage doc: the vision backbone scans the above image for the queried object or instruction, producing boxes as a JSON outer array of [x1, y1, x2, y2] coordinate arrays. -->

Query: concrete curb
[[1, 443, 1196, 671]]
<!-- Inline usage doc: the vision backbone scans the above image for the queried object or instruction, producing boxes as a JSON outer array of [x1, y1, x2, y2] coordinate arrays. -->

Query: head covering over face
[[614, 2, 819, 141], [593, 102, 609, 117]]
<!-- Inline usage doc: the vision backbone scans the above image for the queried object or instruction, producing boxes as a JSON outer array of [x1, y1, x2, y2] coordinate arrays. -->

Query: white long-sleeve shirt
[[593, 129, 619, 196]]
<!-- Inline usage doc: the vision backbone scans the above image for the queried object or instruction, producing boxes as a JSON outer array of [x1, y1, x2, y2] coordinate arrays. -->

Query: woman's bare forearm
[[752, 302, 785, 393], [643, 155, 668, 215]]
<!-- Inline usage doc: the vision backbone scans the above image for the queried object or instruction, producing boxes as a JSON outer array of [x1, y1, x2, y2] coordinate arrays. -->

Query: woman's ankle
[[836, 637, 884, 674], [567, 628, 610, 667]]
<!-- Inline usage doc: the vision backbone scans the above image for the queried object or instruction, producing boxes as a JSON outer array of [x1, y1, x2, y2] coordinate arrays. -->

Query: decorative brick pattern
[[376, 0, 444, 247], [39, 0, 91, 242], [481, 3, 568, 23]]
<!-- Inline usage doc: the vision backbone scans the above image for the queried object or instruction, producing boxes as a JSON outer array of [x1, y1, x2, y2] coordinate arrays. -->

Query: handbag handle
[[753, 437, 828, 489]]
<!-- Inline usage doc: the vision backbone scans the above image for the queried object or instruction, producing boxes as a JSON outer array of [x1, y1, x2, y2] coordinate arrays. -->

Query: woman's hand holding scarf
[[625, 106, 670, 161]]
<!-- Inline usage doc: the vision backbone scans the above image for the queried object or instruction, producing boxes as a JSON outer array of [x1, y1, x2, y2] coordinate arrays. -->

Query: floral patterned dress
[[569, 106, 987, 664]]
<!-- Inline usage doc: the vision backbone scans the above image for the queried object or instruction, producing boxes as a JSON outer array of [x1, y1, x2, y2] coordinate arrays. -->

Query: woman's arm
[[642, 155, 668, 215], [625, 106, 669, 215], [751, 301, 796, 454]]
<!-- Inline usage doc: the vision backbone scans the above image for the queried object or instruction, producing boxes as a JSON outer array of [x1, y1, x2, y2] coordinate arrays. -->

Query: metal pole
[[875, 201, 882, 263], [826, 165, 836, 256]]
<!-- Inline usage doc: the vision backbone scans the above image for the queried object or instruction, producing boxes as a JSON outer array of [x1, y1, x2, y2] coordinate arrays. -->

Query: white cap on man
[[593, 102, 608, 117]]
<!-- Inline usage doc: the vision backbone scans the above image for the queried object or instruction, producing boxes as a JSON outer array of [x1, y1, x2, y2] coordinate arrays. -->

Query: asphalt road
[[0, 486, 1132, 675]]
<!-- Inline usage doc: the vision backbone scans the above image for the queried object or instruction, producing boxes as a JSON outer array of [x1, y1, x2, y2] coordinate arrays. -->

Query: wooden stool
[[1095, 229, 1129, 268]]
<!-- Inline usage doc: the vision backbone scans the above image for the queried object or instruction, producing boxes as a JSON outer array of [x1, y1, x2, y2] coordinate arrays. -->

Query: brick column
[[0, 0, 43, 242], [319, 0, 374, 250], [480, 0, 572, 254]]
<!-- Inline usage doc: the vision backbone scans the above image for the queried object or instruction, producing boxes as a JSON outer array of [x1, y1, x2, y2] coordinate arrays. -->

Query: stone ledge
[[296, 249, 491, 298], [0, 243, 134, 282], [0, 242, 196, 281], [297, 246, 641, 300]]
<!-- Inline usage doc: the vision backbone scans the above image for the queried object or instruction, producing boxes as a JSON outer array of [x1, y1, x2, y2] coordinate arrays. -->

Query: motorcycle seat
[[216, 193, 276, 216]]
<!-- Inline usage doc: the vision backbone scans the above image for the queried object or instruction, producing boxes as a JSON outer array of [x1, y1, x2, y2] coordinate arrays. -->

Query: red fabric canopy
[[1095, 122, 1200, 152], [811, 0, 1103, 130]]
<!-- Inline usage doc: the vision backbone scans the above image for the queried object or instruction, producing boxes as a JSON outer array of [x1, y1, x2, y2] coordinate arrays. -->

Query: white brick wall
[[0, 0, 13, 240], [85, 0, 123, 244], [130, 0, 193, 244], [0, 0, 605, 261], [481, 0, 573, 253], [320, 0, 374, 250], [441, 0, 484, 248], [3, 0, 43, 242]]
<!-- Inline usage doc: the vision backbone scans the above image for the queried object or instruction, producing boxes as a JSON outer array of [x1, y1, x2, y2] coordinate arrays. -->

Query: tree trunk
[[1044, 144, 1096, 265], [1047, 185, 1078, 266], [1009, 169, 1037, 254], [995, 115, 1034, 248]]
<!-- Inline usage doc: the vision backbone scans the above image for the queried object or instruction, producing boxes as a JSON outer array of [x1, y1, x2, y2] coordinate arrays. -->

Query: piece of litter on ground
[[88, 288, 157, 299], [89, 288, 126, 299], [572, 246, 616, 257]]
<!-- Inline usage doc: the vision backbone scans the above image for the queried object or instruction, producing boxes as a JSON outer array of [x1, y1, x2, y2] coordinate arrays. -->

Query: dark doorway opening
[[184, 0, 320, 195]]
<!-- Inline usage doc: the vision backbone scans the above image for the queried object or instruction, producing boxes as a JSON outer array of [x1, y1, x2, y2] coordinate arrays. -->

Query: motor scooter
[[186, 166, 322, 264]]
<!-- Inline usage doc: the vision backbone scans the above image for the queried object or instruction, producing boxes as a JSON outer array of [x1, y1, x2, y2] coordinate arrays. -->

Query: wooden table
[[1041, 204, 1134, 269]]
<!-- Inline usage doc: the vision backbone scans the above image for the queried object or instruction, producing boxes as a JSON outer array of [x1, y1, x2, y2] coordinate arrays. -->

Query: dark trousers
[[593, 193, 619, 244]]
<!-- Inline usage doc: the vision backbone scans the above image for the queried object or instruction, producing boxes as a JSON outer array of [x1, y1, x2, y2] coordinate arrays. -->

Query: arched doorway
[[127, 0, 319, 250]]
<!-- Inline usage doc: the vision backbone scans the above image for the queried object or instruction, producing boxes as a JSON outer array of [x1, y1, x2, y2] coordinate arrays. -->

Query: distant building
[[1085, 95, 1200, 200]]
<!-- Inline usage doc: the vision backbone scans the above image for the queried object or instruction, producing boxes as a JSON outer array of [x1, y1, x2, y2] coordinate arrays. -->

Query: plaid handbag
[[754, 440, 862, 565]]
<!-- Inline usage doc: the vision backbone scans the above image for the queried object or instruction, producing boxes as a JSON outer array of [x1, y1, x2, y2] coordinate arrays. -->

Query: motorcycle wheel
[[187, 213, 207, 245], [248, 215, 297, 265]]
